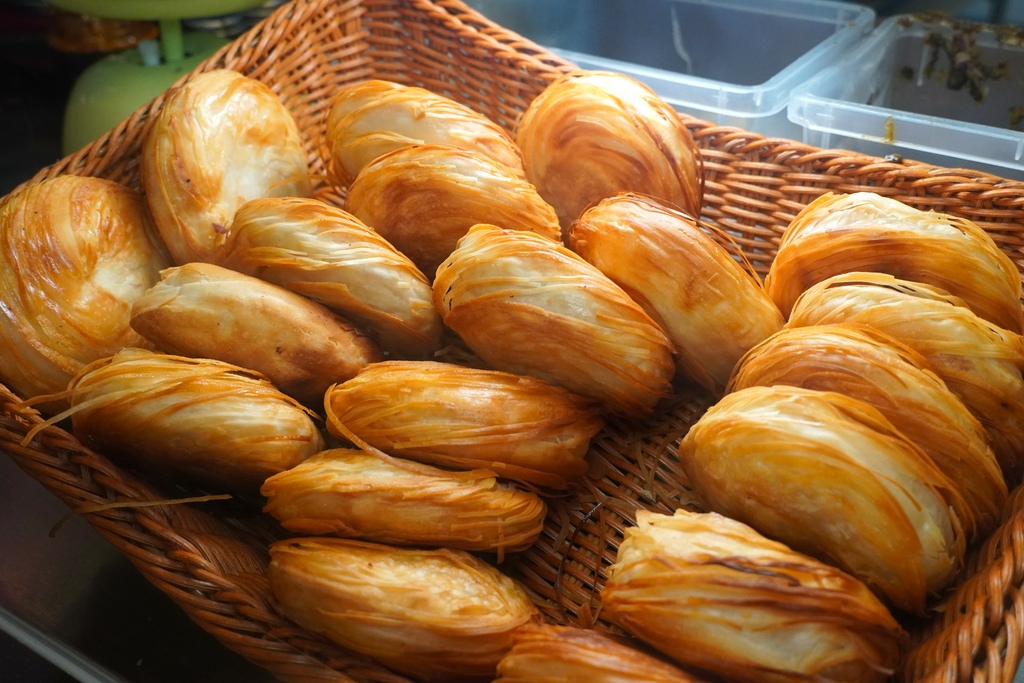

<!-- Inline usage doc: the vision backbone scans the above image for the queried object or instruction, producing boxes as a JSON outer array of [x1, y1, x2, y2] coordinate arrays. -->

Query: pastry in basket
[[433, 223, 676, 417], [568, 192, 784, 395], [141, 68, 313, 265], [219, 196, 443, 358], [494, 623, 707, 682], [764, 191, 1024, 333], [323, 78, 525, 188], [728, 323, 1007, 541], [268, 536, 541, 682], [33, 348, 324, 492], [323, 360, 604, 489], [601, 509, 905, 683], [344, 143, 560, 277], [130, 262, 382, 407], [261, 448, 546, 557], [677, 384, 966, 614], [0, 175, 169, 404], [787, 272, 1024, 485], [514, 70, 703, 231]]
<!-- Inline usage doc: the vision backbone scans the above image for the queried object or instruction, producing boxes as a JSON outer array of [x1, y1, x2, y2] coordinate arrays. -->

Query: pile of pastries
[[3, 65, 1022, 682]]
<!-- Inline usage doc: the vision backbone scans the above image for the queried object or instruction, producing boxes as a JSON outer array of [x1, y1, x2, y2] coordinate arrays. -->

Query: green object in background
[[46, 0, 267, 21], [61, 29, 227, 155]]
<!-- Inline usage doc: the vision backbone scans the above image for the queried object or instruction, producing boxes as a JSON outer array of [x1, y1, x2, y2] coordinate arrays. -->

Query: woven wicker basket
[[5, 0, 1024, 680]]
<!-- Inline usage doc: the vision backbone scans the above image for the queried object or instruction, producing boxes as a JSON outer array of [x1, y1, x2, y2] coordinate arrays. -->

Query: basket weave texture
[[5, 0, 1024, 681]]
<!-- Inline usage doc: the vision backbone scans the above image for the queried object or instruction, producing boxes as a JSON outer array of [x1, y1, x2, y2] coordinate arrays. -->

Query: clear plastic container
[[788, 15, 1024, 179], [462, 0, 875, 138]]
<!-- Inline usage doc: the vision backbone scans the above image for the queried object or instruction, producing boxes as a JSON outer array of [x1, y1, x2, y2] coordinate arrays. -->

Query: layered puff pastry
[[728, 323, 1007, 541], [323, 78, 525, 188], [788, 272, 1024, 484], [220, 196, 443, 357], [344, 144, 560, 277], [261, 448, 546, 556], [433, 223, 676, 417], [602, 509, 905, 683], [765, 191, 1023, 333], [268, 537, 541, 682], [569, 193, 783, 395], [141, 69, 312, 265], [0, 175, 168, 403], [515, 70, 704, 231], [678, 384, 966, 614], [130, 262, 382, 407], [324, 360, 604, 489]]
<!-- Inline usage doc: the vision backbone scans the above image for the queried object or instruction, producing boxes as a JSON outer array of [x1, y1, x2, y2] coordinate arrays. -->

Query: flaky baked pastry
[[130, 262, 382, 407], [323, 78, 525, 188], [787, 272, 1024, 484], [433, 224, 676, 417], [678, 384, 966, 614], [602, 509, 905, 683], [323, 360, 604, 489], [515, 70, 703, 230], [494, 624, 706, 682], [0, 175, 168, 403], [344, 144, 560, 277], [268, 537, 541, 682], [141, 69, 312, 264], [33, 348, 323, 492], [261, 448, 545, 556], [765, 192, 1023, 333], [219, 196, 442, 357], [568, 193, 783, 394], [728, 323, 1006, 541]]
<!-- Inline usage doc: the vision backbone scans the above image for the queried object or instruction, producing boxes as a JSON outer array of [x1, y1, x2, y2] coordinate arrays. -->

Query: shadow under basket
[[4, 0, 1024, 681]]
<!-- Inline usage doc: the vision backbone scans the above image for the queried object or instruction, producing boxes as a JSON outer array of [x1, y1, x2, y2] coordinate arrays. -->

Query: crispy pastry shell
[[602, 509, 905, 683], [728, 323, 1006, 541], [131, 262, 382, 407], [433, 223, 676, 417], [220, 196, 442, 357], [268, 537, 541, 682], [569, 193, 783, 394], [141, 69, 312, 265], [787, 272, 1024, 484], [323, 360, 604, 489], [514, 70, 703, 230], [261, 448, 546, 555], [44, 348, 323, 492], [323, 78, 525, 188], [764, 192, 1023, 333], [0, 175, 168, 403], [344, 144, 560, 277], [678, 385, 966, 614], [494, 624, 706, 683]]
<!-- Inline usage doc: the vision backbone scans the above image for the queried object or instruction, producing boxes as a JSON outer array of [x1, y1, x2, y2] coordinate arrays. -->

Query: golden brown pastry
[[268, 537, 541, 682], [515, 70, 703, 230], [261, 448, 546, 556], [678, 384, 966, 614], [494, 624, 707, 683], [601, 509, 905, 683], [764, 191, 1023, 333], [141, 68, 312, 265], [323, 360, 604, 489], [130, 262, 382, 407], [568, 193, 783, 394], [728, 323, 1006, 541], [323, 78, 525, 188], [0, 175, 169, 404], [44, 348, 323, 492], [344, 144, 560, 277], [433, 224, 676, 417], [787, 272, 1024, 484], [219, 196, 443, 358]]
